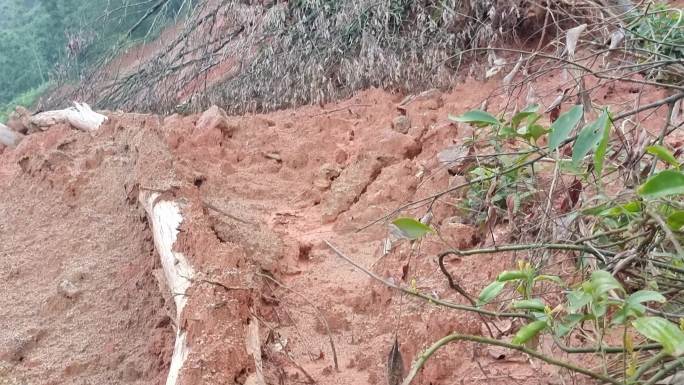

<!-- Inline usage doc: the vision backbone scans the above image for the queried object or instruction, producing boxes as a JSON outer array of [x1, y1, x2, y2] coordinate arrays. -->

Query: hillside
[[2, 1, 684, 385]]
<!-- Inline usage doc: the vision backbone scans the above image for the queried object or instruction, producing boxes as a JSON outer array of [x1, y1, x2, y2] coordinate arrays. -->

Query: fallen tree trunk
[[140, 189, 263, 385], [0, 123, 24, 147], [139, 191, 194, 385], [30, 102, 108, 132]]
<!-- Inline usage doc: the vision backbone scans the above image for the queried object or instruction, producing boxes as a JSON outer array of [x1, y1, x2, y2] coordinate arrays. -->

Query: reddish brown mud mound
[[0, 123, 174, 385], [1, 75, 675, 385]]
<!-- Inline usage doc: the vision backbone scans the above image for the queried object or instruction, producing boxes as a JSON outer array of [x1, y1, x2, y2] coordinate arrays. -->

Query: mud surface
[[0, 123, 174, 385], [0, 71, 676, 384]]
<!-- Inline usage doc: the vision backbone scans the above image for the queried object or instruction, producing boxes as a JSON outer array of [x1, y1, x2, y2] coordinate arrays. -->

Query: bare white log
[[30, 102, 108, 132], [245, 317, 266, 385], [140, 192, 194, 385], [0, 123, 24, 147]]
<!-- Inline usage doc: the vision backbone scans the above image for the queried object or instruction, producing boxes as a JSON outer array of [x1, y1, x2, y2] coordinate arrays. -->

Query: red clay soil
[[0, 70, 677, 385], [0, 121, 175, 385]]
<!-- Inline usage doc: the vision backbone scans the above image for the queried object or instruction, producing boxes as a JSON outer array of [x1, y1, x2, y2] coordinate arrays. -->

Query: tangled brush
[[56, 0, 624, 115]]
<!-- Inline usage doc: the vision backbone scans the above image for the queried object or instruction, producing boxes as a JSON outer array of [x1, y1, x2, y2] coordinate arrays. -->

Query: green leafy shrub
[[393, 100, 684, 384], [627, 4, 684, 59]]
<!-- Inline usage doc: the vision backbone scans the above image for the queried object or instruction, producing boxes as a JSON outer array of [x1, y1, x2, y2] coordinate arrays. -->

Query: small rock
[[284, 142, 310, 169], [439, 219, 477, 249], [58, 279, 80, 299], [0, 331, 43, 363], [297, 241, 313, 261], [320, 163, 341, 179], [334, 148, 348, 164], [313, 178, 332, 190], [263, 151, 282, 162], [321, 154, 383, 223], [221, 161, 236, 175], [376, 130, 421, 161], [121, 361, 142, 381], [486, 345, 509, 360], [438, 145, 468, 164], [392, 116, 411, 134], [431, 203, 454, 227], [84, 148, 104, 170], [447, 174, 468, 198], [253, 116, 276, 128], [439, 145, 473, 175], [481, 318, 512, 337], [416, 89, 445, 110], [423, 97, 444, 110], [196, 105, 237, 137], [154, 315, 172, 329], [313, 164, 340, 190], [7, 106, 31, 134]]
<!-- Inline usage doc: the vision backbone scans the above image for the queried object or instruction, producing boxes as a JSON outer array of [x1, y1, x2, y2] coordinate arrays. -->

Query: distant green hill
[[0, 0, 185, 118]]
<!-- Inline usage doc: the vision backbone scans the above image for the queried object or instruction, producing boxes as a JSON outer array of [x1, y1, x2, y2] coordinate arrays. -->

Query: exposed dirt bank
[[1, 71, 676, 385]]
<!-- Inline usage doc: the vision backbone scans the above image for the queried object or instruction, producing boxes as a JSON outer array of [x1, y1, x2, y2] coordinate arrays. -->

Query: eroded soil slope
[[0, 73, 675, 385], [0, 122, 175, 385]]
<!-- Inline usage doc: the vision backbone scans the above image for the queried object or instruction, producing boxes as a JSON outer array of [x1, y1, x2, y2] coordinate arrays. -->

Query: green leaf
[[511, 104, 540, 129], [638, 170, 684, 199], [627, 290, 666, 305], [599, 201, 642, 218], [647, 145, 680, 169], [555, 314, 588, 337], [667, 211, 684, 230], [498, 125, 516, 138], [582, 203, 612, 216], [512, 320, 548, 345], [497, 270, 529, 282], [633, 317, 684, 356], [612, 290, 665, 325], [450, 110, 500, 126], [512, 298, 546, 312], [623, 201, 642, 212], [517, 124, 547, 141], [531, 311, 548, 321], [590, 270, 625, 296], [591, 301, 608, 318], [391, 217, 433, 240], [527, 124, 548, 141], [594, 110, 612, 178], [572, 116, 600, 165], [612, 305, 641, 325], [567, 290, 592, 312], [572, 110, 610, 165], [549, 105, 583, 150], [477, 281, 506, 306], [534, 274, 565, 286], [557, 159, 584, 175]]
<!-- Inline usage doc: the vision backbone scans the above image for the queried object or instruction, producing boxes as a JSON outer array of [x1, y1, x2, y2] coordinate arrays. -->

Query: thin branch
[[437, 253, 476, 305], [647, 210, 684, 258], [401, 333, 622, 385], [643, 357, 684, 385], [631, 351, 668, 383], [255, 272, 340, 372], [439, 243, 614, 259], [325, 241, 532, 319], [552, 335, 661, 354]]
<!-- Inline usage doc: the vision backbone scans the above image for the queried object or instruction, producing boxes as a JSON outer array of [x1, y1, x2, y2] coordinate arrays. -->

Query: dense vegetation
[[0, 0, 185, 121], [369, 4, 684, 384]]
